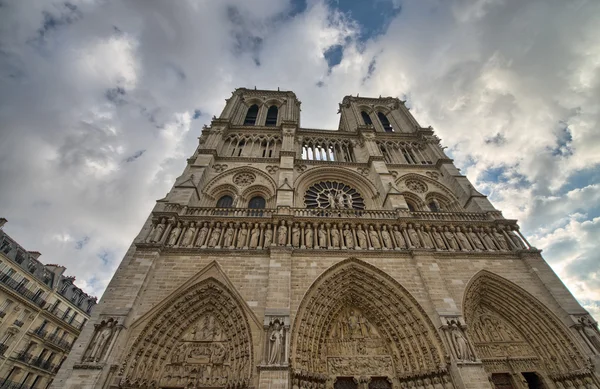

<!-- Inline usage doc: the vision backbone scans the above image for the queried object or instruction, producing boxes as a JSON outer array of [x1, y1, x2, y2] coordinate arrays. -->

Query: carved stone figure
[[421, 227, 434, 249], [481, 228, 496, 250], [444, 227, 458, 250], [237, 223, 248, 248], [581, 317, 600, 353], [223, 223, 235, 247], [249, 224, 260, 248], [268, 322, 284, 365], [407, 224, 421, 248], [318, 225, 327, 248], [84, 318, 117, 363], [369, 225, 381, 249], [356, 225, 367, 249], [381, 226, 393, 249], [208, 223, 222, 247], [264, 224, 273, 247], [392, 226, 406, 249], [278, 222, 287, 246], [455, 227, 472, 251], [305, 224, 313, 248], [467, 227, 485, 250], [330, 225, 341, 248], [167, 222, 182, 246], [431, 227, 446, 250], [292, 223, 301, 247], [147, 218, 166, 243], [442, 376, 455, 389], [195, 222, 209, 247], [507, 227, 526, 249], [450, 322, 475, 361], [343, 225, 354, 248], [180, 222, 196, 247], [493, 228, 509, 250]]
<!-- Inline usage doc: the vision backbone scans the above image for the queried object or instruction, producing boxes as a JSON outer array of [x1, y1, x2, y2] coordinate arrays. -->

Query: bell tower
[[52, 89, 600, 389]]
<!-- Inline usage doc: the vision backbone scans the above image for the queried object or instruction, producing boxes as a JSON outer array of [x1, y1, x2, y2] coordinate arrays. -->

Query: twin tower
[[53, 88, 600, 389]]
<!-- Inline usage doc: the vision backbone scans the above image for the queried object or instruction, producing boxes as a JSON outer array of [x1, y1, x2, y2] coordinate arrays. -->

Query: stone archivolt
[[201, 166, 277, 205], [118, 278, 254, 389], [463, 271, 598, 386], [292, 258, 451, 388]]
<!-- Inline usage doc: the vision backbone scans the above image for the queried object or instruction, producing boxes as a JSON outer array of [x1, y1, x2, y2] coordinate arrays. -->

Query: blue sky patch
[[324, 44, 343, 72], [332, 0, 401, 40]]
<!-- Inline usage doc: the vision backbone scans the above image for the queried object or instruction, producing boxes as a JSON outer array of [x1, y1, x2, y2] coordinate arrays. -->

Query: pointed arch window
[[216, 195, 234, 208], [265, 105, 278, 126], [361, 111, 372, 126], [377, 112, 394, 132], [248, 196, 266, 209], [244, 104, 259, 126]]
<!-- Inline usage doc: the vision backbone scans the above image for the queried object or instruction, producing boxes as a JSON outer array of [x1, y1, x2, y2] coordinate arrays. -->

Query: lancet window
[[377, 112, 393, 132], [265, 105, 278, 126], [244, 104, 259, 125], [376, 140, 432, 165], [222, 134, 281, 158], [361, 111, 373, 126], [301, 137, 355, 162]]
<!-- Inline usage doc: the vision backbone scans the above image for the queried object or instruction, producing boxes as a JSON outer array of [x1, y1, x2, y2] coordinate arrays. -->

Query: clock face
[[304, 181, 365, 210]]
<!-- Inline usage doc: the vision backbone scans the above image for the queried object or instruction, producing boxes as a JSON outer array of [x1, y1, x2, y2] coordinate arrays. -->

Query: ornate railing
[[0, 271, 46, 308]]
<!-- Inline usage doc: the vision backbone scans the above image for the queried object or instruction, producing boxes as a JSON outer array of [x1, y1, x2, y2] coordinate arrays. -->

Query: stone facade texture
[[53, 89, 600, 389]]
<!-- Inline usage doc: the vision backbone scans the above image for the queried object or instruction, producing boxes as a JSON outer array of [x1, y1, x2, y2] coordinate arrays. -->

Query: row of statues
[[145, 218, 528, 252]]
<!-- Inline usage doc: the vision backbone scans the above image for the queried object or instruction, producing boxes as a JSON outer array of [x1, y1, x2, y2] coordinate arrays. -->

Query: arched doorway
[[119, 278, 254, 389], [291, 258, 454, 388], [463, 270, 599, 388]]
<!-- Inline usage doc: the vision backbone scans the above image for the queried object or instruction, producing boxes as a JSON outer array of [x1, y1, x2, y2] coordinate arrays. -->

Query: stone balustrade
[[140, 207, 532, 253]]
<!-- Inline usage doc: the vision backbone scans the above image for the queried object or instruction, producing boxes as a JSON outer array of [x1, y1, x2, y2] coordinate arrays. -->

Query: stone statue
[[507, 227, 526, 249], [493, 228, 509, 250], [147, 218, 166, 243], [432, 377, 443, 389], [278, 222, 287, 246], [455, 227, 472, 251], [268, 322, 284, 364], [336, 192, 345, 209], [343, 225, 354, 248], [345, 193, 353, 209], [180, 222, 196, 247], [381, 226, 393, 249], [167, 222, 182, 246], [327, 192, 336, 208], [237, 223, 248, 248], [196, 222, 209, 247], [264, 224, 273, 247], [223, 223, 235, 247], [467, 228, 484, 250], [249, 224, 260, 248], [431, 227, 446, 250], [292, 223, 300, 248], [208, 223, 222, 247], [581, 317, 600, 353], [330, 225, 340, 248], [305, 224, 313, 248], [407, 224, 421, 248], [356, 225, 367, 249], [481, 228, 496, 250], [421, 227, 434, 249], [369, 225, 381, 249], [442, 376, 455, 389], [450, 322, 474, 361], [318, 225, 327, 248], [444, 227, 458, 250], [392, 226, 406, 249], [85, 319, 116, 362]]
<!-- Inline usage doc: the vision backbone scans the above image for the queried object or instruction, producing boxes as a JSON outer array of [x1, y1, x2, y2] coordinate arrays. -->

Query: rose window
[[304, 181, 365, 210]]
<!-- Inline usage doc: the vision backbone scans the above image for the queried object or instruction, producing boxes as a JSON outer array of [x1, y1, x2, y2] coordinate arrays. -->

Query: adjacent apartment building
[[0, 218, 97, 388]]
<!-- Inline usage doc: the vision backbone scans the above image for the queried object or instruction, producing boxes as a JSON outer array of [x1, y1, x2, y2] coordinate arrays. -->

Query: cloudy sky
[[0, 0, 599, 317]]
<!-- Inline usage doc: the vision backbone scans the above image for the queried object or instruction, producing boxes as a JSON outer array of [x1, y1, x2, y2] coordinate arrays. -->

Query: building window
[[406, 201, 416, 212], [334, 377, 357, 389], [216, 195, 234, 208], [361, 111, 372, 125], [377, 112, 394, 132], [265, 105, 278, 126], [244, 104, 259, 126], [248, 196, 266, 209]]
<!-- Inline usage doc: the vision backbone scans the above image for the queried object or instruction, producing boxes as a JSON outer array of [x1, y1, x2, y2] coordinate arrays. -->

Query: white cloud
[[0, 0, 599, 322]]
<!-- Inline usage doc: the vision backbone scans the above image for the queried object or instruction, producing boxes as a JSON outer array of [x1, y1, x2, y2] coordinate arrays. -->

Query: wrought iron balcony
[[0, 379, 35, 389], [0, 272, 46, 308], [12, 320, 23, 328], [15, 351, 32, 363], [46, 333, 72, 350]]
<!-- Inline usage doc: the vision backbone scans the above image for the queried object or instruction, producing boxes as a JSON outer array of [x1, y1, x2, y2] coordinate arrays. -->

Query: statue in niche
[[580, 316, 600, 353], [278, 221, 287, 246], [167, 222, 182, 246], [83, 318, 117, 363], [467, 227, 484, 250], [223, 223, 235, 247], [318, 225, 327, 248], [180, 222, 196, 247], [196, 222, 209, 247], [147, 218, 166, 243], [443, 227, 458, 250], [237, 223, 248, 248], [481, 228, 496, 250], [368, 225, 381, 249], [356, 225, 368, 249], [407, 224, 421, 248], [249, 223, 260, 248], [292, 223, 300, 248], [493, 228, 509, 250], [327, 192, 336, 208], [305, 224, 313, 248], [392, 226, 406, 249], [330, 225, 341, 248], [431, 227, 446, 250], [208, 223, 222, 247], [442, 376, 455, 389], [421, 227, 434, 249], [455, 227, 472, 251], [345, 193, 354, 209], [268, 321, 284, 365], [343, 225, 354, 248], [264, 223, 273, 246], [381, 226, 393, 249], [449, 321, 475, 361], [507, 226, 526, 249]]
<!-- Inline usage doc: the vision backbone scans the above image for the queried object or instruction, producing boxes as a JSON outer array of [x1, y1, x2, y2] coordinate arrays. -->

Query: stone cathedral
[[52, 88, 600, 389]]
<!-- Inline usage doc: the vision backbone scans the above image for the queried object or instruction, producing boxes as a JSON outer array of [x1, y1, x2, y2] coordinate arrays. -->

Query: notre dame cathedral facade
[[52, 88, 600, 389]]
